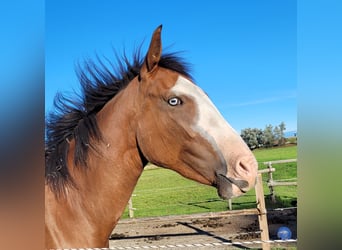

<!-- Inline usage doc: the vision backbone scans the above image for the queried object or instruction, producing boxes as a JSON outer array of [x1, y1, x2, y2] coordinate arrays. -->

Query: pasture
[[122, 145, 297, 219]]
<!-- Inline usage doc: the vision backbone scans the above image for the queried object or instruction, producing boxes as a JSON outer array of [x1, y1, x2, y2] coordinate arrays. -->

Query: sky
[[46, 0, 297, 133]]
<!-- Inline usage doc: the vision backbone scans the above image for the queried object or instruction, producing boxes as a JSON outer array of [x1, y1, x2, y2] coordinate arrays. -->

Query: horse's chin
[[215, 173, 249, 200]]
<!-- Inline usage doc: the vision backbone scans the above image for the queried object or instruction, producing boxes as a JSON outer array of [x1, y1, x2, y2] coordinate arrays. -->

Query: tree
[[273, 126, 281, 145], [255, 128, 264, 147], [279, 121, 286, 145], [263, 124, 275, 148], [241, 128, 258, 149], [240, 122, 287, 149], [241, 128, 264, 149]]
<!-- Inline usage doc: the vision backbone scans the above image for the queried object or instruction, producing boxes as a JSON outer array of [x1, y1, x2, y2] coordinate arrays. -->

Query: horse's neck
[[73, 79, 144, 231], [47, 80, 145, 248]]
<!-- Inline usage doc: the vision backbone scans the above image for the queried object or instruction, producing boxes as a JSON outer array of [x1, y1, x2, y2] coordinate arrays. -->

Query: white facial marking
[[171, 76, 258, 193], [171, 76, 240, 147]]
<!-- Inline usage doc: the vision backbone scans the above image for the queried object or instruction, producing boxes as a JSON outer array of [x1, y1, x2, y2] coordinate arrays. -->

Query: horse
[[45, 25, 258, 249]]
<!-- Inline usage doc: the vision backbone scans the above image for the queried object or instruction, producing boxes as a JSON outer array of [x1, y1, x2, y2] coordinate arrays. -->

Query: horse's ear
[[140, 25, 162, 79]]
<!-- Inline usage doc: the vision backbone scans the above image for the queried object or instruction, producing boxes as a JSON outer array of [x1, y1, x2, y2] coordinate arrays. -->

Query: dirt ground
[[109, 208, 297, 249]]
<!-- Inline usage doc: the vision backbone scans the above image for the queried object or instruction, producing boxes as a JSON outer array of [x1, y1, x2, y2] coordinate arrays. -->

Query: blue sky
[[46, 0, 297, 133]]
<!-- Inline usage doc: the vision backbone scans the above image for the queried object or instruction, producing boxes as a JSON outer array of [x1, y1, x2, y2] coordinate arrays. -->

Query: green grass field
[[122, 145, 297, 219]]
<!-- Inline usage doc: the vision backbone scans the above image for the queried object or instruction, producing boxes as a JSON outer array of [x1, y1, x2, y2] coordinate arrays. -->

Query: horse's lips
[[215, 173, 249, 200]]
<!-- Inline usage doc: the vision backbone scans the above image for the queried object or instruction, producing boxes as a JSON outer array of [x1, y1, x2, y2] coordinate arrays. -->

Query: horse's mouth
[[215, 173, 249, 200]]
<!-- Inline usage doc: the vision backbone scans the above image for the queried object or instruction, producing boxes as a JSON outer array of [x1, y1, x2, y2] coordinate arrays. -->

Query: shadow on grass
[[179, 198, 223, 210], [265, 195, 297, 209]]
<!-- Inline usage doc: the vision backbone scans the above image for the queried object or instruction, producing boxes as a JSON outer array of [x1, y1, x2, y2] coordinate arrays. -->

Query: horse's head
[[136, 26, 258, 199]]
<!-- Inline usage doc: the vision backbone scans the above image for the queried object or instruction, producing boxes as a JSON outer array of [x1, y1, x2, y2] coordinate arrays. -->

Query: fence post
[[128, 196, 135, 218], [255, 173, 270, 250], [228, 199, 232, 210], [267, 162, 276, 203]]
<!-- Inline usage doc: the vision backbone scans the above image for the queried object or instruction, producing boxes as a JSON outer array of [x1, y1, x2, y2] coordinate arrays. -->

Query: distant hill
[[284, 130, 297, 138]]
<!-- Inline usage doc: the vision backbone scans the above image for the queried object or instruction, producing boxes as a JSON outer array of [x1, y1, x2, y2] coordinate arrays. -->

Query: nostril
[[238, 160, 249, 175], [236, 156, 258, 177]]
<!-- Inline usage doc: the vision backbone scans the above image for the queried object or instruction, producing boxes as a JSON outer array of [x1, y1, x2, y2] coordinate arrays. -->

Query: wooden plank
[[255, 173, 270, 250], [258, 168, 275, 174], [268, 181, 297, 187], [263, 159, 297, 165]]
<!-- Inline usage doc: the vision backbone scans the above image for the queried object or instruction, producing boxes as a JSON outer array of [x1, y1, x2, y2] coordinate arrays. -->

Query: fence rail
[[125, 159, 297, 250], [127, 159, 297, 216], [263, 159, 297, 165], [263, 159, 297, 203]]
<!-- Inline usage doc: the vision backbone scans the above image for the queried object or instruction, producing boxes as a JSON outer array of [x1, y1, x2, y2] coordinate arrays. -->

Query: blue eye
[[168, 97, 182, 106]]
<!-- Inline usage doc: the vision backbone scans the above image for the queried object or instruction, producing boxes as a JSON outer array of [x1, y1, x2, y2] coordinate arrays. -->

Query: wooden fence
[[262, 159, 297, 203], [126, 159, 297, 250], [128, 159, 297, 215]]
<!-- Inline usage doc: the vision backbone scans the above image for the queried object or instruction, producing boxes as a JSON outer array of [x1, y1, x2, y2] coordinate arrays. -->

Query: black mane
[[45, 49, 192, 195]]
